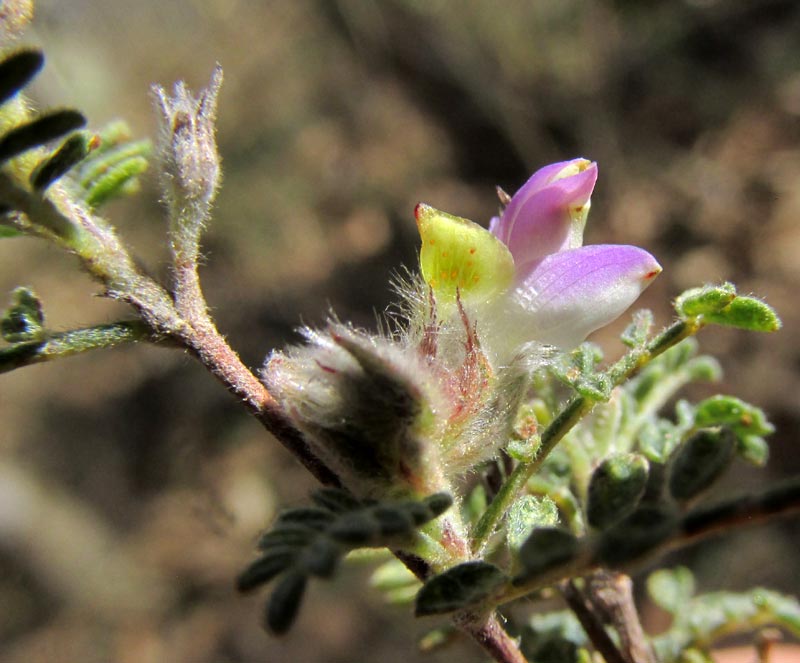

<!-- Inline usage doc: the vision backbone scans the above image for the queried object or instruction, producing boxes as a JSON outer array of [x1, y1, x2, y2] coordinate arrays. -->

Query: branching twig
[[560, 579, 628, 663], [586, 572, 657, 663], [454, 610, 529, 663], [490, 476, 800, 609], [679, 477, 800, 549], [0, 175, 184, 333], [6, 57, 795, 663]]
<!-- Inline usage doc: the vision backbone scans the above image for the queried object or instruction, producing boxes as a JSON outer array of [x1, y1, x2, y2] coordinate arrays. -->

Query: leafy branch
[[416, 475, 800, 619], [470, 283, 779, 555], [0, 20, 795, 663], [470, 316, 700, 555], [0, 48, 337, 486], [238, 489, 452, 634]]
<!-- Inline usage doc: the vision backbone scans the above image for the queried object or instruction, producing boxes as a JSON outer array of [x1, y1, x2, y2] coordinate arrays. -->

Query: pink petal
[[492, 159, 598, 266], [508, 244, 661, 349]]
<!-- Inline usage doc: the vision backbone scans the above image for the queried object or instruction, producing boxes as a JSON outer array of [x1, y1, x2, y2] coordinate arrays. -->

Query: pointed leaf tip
[[266, 572, 307, 635], [2, 286, 44, 342], [31, 132, 96, 191], [0, 49, 44, 106]]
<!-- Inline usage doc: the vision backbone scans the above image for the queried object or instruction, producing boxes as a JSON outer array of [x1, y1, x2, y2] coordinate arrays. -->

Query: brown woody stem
[[560, 579, 628, 663], [585, 572, 656, 663], [454, 610, 529, 663]]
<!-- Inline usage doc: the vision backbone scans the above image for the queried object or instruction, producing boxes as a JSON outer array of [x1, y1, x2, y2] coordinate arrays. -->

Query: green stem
[[606, 319, 701, 384], [0, 320, 155, 374], [472, 397, 593, 553], [2, 142, 339, 487], [614, 362, 695, 451], [0, 174, 184, 334], [471, 318, 701, 553]]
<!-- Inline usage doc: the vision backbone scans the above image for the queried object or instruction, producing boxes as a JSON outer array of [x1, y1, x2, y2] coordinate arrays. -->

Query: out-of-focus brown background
[[1, 1, 799, 661]]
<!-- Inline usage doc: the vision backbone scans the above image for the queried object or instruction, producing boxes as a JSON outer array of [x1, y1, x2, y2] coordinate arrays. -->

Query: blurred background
[[1, 1, 799, 661]]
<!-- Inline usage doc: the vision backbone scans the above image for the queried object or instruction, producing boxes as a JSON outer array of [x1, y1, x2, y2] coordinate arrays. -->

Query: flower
[[485, 158, 662, 354]]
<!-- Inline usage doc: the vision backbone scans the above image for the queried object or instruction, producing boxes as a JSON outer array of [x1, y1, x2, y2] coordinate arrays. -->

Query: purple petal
[[490, 160, 577, 246], [507, 244, 661, 349], [492, 159, 598, 266]]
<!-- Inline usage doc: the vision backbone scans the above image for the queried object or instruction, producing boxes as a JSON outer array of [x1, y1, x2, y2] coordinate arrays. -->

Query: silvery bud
[[153, 66, 222, 262], [262, 323, 449, 498]]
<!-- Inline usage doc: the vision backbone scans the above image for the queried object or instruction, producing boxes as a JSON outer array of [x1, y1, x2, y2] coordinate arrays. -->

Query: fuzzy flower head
[[263, 316, 522, 499], [417, 158, 661, 357], [262, 159, 661, 498]]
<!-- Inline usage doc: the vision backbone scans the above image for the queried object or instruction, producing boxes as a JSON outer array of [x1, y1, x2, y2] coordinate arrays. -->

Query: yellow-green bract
[[415, 203, 515, 304]]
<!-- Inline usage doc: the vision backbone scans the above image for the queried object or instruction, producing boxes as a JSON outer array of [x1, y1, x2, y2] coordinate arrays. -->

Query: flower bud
[[587, 453, 649, 529], [668, 427, 735, 501], [262, 323, 448, 498], [153, 66, 222, 262]]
